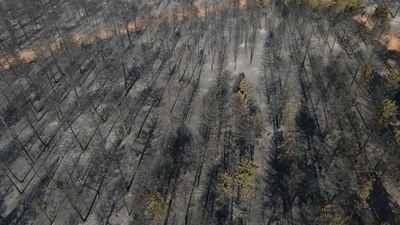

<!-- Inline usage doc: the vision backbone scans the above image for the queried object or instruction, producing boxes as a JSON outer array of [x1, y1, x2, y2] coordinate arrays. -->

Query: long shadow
[[157, 126, 192, 194], [264, 128, 325, 224], [201, 163, 229, 225], [295, 105, 316, 139], [151, 126, 193, 225], [263, 131, 294, 225], [367, 179, 400, 224]]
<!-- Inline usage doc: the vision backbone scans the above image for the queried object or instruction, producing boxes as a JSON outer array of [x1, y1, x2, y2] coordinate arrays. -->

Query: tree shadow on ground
[[367, 179, 400, 224]]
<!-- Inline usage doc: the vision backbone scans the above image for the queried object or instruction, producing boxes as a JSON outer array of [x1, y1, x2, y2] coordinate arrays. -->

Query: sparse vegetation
[[215, 157, 259, 201], [233, 77, 257, 114], [380, 98, 399, 126], [373, 3, 391, 31], [216, 171, 234, 196], [233, 76, 264, 138], [235, 157, 259, 199], [358, 180, 373, 200], [373, 4, 390, 21], [362, 65, 373, 86], [330, 215, 351, 225], [387, 68, 400, 87], [320, 202, 352, 225], [144, 192, 168, 221], [321, 203, 334, 214], [394, 130, 400, 144]]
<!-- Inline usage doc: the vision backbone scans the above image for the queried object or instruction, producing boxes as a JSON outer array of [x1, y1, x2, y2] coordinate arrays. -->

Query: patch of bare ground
[[381, 34, 400, 52], [355, 14, 400, 53]]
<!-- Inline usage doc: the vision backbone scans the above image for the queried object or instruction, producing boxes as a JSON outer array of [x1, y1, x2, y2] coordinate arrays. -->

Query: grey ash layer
[[1, 0, 400, 224]]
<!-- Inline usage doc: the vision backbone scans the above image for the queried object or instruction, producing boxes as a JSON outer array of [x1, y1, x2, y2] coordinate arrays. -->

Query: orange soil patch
[[240, 0, 247, 8], [381, 34, 400, 52], [355, 14, 400, 54], [0, 57, 13, 70], [98, 29, 114, 40], [197, 0, 247, 17], [18, 49, 37, 63], [354, 14, 374, 30], [72, 33, 91, 45], [50, 39, 62, 52]]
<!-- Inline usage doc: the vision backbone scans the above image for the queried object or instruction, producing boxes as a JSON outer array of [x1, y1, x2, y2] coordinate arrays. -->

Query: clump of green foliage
[[321, 203, 334, 214], [216, 157, 259, 200], [233, 77, 256, 112], [394, 130, 400, 144], [373, 3, 391, 31], [387, 68, 400, 87], [362, 65, 373, 86], [320, 202, 351, 225], [380, 98, 398, 126], [232, 76, 264, 137], [216, 171, 234, 196], [144, 192, 168, 221], [358, 180, 373, 200], [235, 157, 259, 199], [330, 215, 351, 225]]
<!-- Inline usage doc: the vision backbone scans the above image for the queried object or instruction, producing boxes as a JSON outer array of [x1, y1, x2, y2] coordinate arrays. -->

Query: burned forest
[[1, 0, 400, 224]]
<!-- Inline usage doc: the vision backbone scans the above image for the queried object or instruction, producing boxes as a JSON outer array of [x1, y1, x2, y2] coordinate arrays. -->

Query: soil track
[[0, 0, 248, 71]]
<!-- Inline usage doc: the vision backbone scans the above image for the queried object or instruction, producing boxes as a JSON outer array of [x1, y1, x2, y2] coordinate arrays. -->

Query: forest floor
[[1, 1, 400, 225]]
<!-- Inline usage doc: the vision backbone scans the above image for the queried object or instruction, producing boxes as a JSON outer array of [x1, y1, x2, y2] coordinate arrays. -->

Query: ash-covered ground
[[1, 0, 400, 224]]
